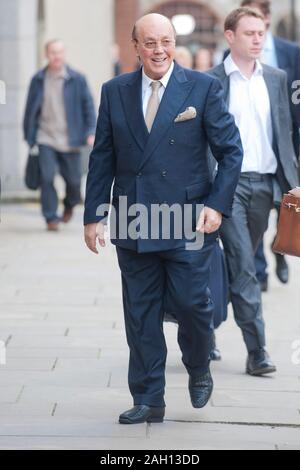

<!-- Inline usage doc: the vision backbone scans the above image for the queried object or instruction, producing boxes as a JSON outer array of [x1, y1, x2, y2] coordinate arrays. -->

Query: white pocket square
[[174, 106, 197, 123]]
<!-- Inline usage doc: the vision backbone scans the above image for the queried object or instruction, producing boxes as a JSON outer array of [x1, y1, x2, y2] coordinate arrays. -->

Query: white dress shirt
[[142, 61, 174, 117], [224, 54, 278, 174]]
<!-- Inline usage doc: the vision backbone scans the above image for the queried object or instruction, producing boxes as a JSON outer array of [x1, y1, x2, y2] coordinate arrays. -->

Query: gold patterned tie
[[145, 81, 162, 133]]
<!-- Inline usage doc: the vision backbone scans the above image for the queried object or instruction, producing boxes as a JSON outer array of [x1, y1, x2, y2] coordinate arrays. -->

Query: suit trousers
[[220, 173, 274, 353], [38, 144, 82, 223], [116, 234, 217, 408]]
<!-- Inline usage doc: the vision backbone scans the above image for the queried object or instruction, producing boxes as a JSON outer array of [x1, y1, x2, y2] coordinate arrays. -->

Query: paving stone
[[0, 436, 274, 450], [6, 348, 100, 359], [1, 204, 300, 449], [8, 336, 103, 348], [0, 327, 67, 336], [211, 389, 300, 409], [165, 402, 300, 426], [0, 417, 147, 438], [0, 386, 24, 404], [0, 357, 56, 371], [0, 403, 54, 417], [148, 422, 300, 450]]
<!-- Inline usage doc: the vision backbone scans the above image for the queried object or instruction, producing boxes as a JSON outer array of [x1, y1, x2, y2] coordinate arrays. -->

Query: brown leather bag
[[273, 188, 300, 258]]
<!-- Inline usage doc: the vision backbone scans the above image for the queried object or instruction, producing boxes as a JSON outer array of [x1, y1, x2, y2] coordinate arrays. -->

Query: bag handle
[[283, 188, 300, 212]]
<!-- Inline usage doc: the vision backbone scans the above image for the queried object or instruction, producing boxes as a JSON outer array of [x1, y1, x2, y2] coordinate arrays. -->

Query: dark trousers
[[38, 145, 82, 223], [220, 173, 274, 353], [116, 235, 217, 408]]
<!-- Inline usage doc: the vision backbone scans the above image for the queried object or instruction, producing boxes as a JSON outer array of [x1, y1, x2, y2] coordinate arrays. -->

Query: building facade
[[0, 0, 113, 197], [0, 0, 299, 197], [116, 0, 300, 72]]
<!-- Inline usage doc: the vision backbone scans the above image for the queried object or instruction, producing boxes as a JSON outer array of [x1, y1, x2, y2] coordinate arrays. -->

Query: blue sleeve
[[23, 78, 36, 144], [81, 76, 97, 138], [84, 83, 116, 225]]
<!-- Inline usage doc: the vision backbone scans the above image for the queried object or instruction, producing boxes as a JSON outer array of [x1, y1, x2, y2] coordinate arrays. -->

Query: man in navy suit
[[84, 13, 243, 425], [241, 0, 300, 290]]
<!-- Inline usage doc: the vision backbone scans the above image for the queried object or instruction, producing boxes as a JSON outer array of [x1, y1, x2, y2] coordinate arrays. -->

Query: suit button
[[169, 139, 175, 145], [162, 171, 167, 177], [137, 172, 142, 178]]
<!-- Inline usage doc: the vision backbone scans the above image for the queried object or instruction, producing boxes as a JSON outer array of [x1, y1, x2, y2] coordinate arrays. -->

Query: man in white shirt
[[209, 7, 299, 376], [241, 0, 300, 290]]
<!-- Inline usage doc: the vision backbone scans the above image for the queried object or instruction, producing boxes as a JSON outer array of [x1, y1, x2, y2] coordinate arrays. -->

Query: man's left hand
[[196, 207, 222, 234]]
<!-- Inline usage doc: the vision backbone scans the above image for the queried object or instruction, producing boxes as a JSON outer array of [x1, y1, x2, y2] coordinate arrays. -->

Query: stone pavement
[[0, 202, 299, 450]]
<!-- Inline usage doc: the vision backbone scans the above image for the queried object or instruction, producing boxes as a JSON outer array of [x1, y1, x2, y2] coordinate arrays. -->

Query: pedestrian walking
[[209, 7, 299, 376], [23, 39, 96, 231]]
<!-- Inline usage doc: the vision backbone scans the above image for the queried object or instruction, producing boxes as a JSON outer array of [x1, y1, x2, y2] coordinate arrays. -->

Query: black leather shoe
[[119, 405, 165, 425], [246, 349, 277, 376], [189, 371, 213, 408], [275, 253, 289, 284]]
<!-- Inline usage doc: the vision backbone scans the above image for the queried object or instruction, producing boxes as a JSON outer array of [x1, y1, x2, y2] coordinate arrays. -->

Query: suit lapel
[[138, 63, 195, 171], [118, 69, 149, 151]]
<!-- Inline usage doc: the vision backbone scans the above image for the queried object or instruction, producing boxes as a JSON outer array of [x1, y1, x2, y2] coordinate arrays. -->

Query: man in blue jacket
[[84, 13, 243, 425], [23, 39, 96, 231]]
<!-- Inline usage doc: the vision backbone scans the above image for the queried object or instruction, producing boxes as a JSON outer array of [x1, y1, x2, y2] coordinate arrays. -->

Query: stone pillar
[[0, 0, 38, 197], [43, 0, 114, 103]]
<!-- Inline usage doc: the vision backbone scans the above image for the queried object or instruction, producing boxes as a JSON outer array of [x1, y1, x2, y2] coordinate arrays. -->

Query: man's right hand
[[84, 222, 106, 254]]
